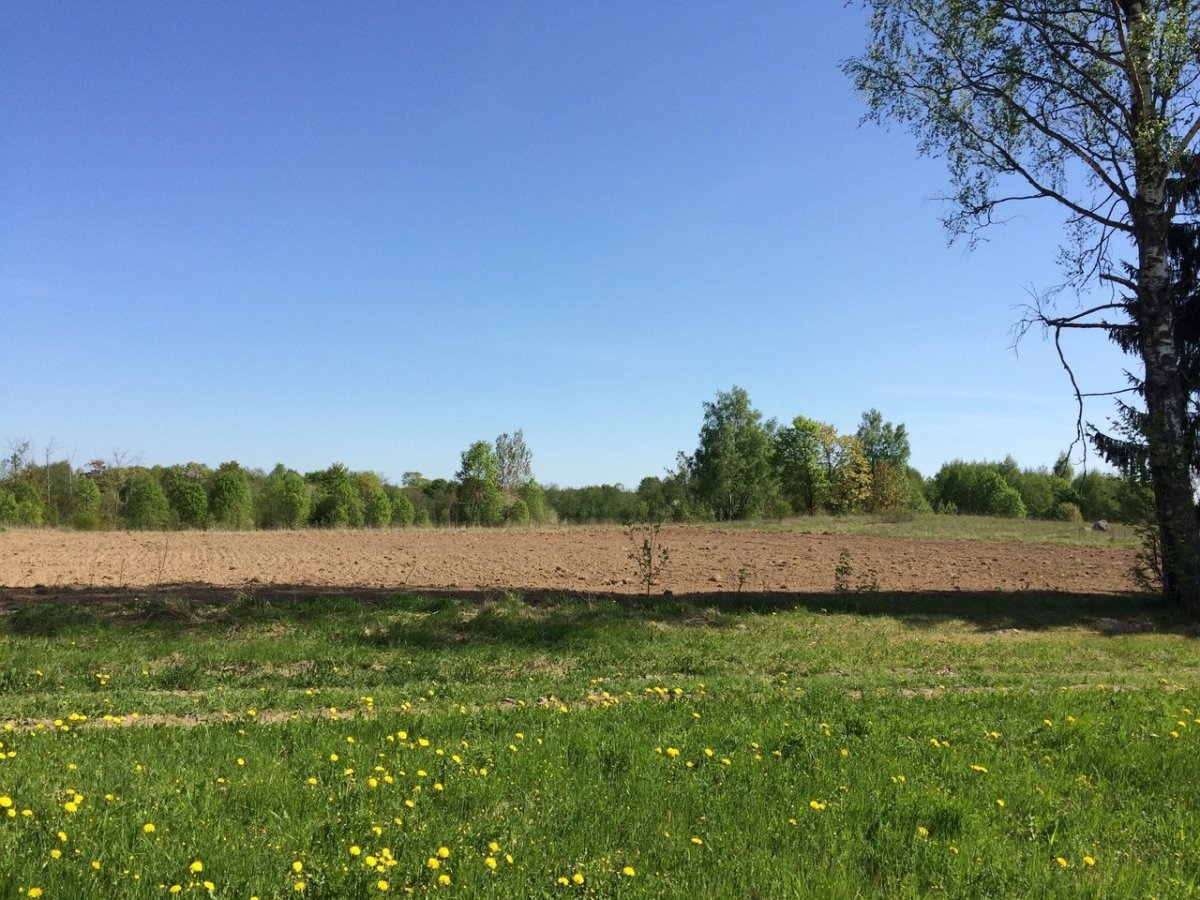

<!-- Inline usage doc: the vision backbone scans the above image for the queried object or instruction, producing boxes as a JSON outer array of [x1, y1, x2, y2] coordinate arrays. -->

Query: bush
[[257, 465, 311, 529], [363, 488, 392, 528], [507, 498, 531, 526], [387, 487, 415, 527], [209, 462, 253, 529], [169, 480, 209, 529], [124, 476, 170, 529], [1051, 501, 1083, 523], [766, 497, 792, 521], [73, 477, 101, 530]]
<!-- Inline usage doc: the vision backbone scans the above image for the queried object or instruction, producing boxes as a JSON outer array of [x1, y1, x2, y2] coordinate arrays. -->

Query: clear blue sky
[[2, 2, 1130, 487]]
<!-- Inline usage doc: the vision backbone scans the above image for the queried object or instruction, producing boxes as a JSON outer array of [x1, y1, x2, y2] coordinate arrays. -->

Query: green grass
[[716, 512, 1140, 546], [0, 589, 1196, 898]]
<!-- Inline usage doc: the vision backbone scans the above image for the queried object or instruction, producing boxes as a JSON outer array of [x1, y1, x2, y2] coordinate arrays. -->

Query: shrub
[[73, 477, 101, 530], [507, 498, 531, 526], [1051, 501, 1083, 523], [257, 465, 311, 529], [169, 479, 209, 529], [124, 476, 170, 529], [209, 461, 253, 529], [387, 487, 415, 527], [363, 488, 392, 528]]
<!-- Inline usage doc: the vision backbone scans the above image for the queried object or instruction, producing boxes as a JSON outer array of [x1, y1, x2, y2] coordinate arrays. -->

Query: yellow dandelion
[[294, 880, 306, 891], [426, 857, 440, 870], [350, 846, 362, 856], [1056, 857, 1069, 868], [622, 866, 636, 877], [143, 823, 156, 833], [28, 890, 43, 899], [377, 880, 389, 891], [917, 826, 929, 837], [1083, 855, 1096, 866], [203, 881, 215, 891], [690, 836, 704, 845], [486, 857, 498, 870], [437, 874, 451, 886], [189, 860, 204, 874], [572, 873, 584, 885], [169, 887, 182, 895], [970, 764, 988, 773], [292, 861, 304, 873]]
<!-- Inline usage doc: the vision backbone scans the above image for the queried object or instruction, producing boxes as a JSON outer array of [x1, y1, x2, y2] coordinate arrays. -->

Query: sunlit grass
[[716, 512, 1139, 546], [1, 591, 1195, 897]]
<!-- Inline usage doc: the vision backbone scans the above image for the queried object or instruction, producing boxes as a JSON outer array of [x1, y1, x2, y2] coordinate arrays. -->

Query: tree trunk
[[1138, 221, 1200, 608], [1125, 3, 1200, 609]]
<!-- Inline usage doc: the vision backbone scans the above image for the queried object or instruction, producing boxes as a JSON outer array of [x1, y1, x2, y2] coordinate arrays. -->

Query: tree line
[[1, 390, 1146, 531], [0, 432, 547, 531]]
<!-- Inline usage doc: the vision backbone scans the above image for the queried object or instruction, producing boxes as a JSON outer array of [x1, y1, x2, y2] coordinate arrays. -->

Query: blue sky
[[1, 2, 1132, 487]]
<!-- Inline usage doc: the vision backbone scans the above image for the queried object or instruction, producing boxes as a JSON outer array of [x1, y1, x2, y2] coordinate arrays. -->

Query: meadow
[[0, 524, 1197, 897]]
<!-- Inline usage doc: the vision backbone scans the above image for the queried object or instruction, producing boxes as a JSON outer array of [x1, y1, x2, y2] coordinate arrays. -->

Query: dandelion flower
[[377, 880, 389, 891], [436, 846, 450, 859], [970, 764, 988, 773], [622, 866, 636, 877], [438, 874, 451, 886], [485, 857, 498, 870], [572, 873, 584, 885], [1056, 857, 1069, 868], [144, 823, 156, 833], [426, 857, 440, 870], [189, 861, 204, 874], [691, 836, 704, 845], [292, 861, 304, 873], [917, 826, 929, 837], [1083, 856, 1096, 866]]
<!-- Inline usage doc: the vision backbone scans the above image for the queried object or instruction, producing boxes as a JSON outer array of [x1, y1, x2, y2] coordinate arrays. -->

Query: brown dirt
[[0, 526, 1139, 598]]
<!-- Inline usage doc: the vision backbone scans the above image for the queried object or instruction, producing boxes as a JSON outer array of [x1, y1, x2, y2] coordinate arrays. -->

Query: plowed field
[[0, 526, 1138, 598]]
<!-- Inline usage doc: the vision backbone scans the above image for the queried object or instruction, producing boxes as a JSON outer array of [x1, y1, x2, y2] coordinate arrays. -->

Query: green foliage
[[310, 463, 363, 527], [72, 477, 101, 530], [546, 484, 639, 524], [208, 461, 253, 529], [257, 464, 311, 529], [457, 440, 504, 526], [518, 480, 546, 524], [1051, 501, 1083, 523], [506, 497, 531, 526], [931, 461, 1028, 518], [692, 386, 776, 520], [123, 474, 170, 529], [773, 417, 830, 514], [362, 487, 392, 528], [0, 488, 16, 525], [167, 478, 209, 529], [385, 485, 415, 527]]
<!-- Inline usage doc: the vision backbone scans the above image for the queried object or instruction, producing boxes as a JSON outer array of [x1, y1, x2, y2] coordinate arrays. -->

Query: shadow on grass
[[0, 582, 1195, 641]]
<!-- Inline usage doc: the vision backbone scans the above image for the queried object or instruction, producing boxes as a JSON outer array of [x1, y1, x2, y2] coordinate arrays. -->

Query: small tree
[[457, 440, 503, 526], [257, 464, 311, 529], [208, 461, 253, 529], [124, 475, 169, 530]]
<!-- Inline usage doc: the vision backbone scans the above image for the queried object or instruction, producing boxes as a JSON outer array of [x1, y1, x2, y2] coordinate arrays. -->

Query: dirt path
[[0, 526, 1138, 597]]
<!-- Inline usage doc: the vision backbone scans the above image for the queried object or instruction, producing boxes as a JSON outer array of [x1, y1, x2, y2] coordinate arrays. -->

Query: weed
[[833, 548, 878, 594], [627, 522, 670, 598]]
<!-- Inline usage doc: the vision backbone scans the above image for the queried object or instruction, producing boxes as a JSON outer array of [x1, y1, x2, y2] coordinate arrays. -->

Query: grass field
[[1, 547, 1197, 896], [725, 512, 1140, 547]]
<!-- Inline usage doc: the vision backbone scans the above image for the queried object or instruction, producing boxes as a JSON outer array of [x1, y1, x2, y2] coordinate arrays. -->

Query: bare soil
[[0, 526, 1139, 598]]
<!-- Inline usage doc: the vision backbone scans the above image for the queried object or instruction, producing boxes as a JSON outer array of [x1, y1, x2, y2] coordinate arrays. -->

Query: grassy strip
[[0, 591, 1196, 898], [716, 513, 1139, 546]]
